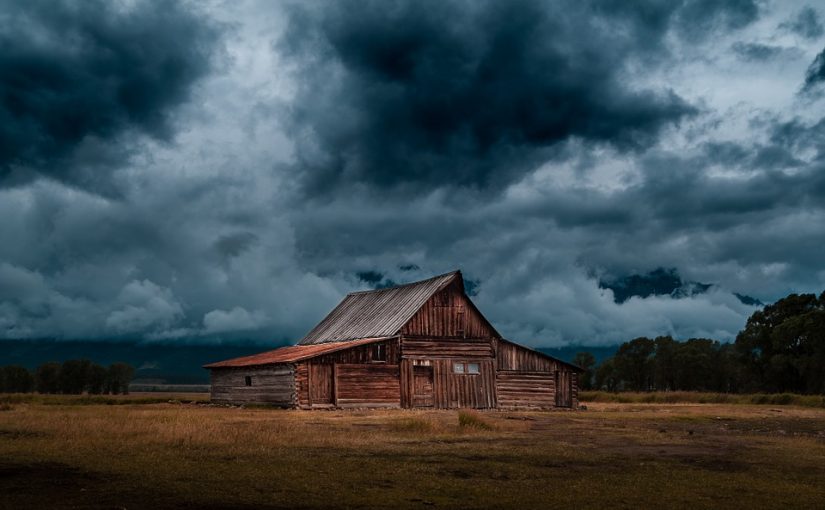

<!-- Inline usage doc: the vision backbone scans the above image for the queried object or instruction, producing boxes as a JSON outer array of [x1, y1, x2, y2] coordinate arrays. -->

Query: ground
[[1, 394, 824, 509]]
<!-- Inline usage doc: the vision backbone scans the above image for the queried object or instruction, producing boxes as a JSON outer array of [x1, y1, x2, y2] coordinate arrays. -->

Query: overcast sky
[[2, 0, 825, 346]]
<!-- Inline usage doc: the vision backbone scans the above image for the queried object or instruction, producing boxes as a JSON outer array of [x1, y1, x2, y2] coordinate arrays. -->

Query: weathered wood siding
[[310, 338, 400, 364], [496, 371, 555, 409], [496, 340, 559, 372], [495, 340, 580, 409], [401, 282, 496, 339], [400, 358, 496, 409], [209, 365, 295, 405], [294, 339, 403, 408], [335, 364, 400, 408], [402, 339, 493, 358]]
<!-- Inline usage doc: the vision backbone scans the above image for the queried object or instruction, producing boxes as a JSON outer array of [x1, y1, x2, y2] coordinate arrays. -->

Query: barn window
[[373, 343, 386, 362], [244, 376, 252, 386], [454, 362, 479, 375]]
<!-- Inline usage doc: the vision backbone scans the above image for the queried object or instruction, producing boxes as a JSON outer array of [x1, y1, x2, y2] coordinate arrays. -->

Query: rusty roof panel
[[297, 271, 460, 345], [203, 337, 391, 368]]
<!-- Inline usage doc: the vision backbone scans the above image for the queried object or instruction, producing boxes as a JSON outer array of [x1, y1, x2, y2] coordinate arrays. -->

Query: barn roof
[[297, 270, 462, 345], [202, 337, 391, 368]]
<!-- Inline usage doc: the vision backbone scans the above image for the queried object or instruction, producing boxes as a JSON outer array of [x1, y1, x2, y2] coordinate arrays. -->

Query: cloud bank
[[0, 0, 824, 347]]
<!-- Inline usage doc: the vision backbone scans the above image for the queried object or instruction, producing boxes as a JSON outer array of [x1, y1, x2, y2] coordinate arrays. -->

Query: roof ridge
[[346, 269, 460, 295]]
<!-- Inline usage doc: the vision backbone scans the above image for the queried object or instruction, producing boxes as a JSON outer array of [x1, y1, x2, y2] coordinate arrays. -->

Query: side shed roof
[[203, 337, 391, 368]]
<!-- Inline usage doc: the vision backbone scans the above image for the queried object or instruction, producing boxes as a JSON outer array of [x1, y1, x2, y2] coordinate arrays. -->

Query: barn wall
[[400, 357, 496, 409], [310, 338, 400, 365], [209, 365, 295, 405], [294, 339, 403, 408], [496, 371, 555, 409], [494, 340, 581, 409], [496, 340, 560, 372], [335, 363, 400, 408], [402, 339, 493, 358], [434, 358, 497, 408], [401, 281, 496, 339]]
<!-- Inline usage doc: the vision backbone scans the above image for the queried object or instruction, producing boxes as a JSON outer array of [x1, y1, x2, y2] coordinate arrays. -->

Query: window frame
[[453, 362, 465, 374], [373, 343, 387, 363], [244, 375, 252, 386]]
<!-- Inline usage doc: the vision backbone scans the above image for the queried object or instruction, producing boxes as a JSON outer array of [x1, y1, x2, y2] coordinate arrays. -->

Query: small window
[[373, 344, 387, 362], [244, 376, 252, 386], [466, 363, 480, 374], [453, 362, 465, 374]]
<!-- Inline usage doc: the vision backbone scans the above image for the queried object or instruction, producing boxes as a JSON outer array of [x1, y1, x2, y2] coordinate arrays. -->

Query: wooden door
[[412, 365, 434, 408], [555, 371, 572, 408], [309, 363, 334, 405]]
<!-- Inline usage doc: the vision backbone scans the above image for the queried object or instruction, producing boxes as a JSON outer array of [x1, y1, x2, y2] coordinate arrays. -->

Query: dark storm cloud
[[731, 42, 786, 62], [803, 47, 825, 92], [780, 6, 824, 40], [0, 0, 219, 189], [277, 0, 770, 192]]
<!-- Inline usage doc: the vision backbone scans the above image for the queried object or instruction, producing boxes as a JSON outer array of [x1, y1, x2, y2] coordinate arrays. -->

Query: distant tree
[[613, 337, 655, 391], [87, 363, 108, 395], [573, 352, 596, 390], [673, 339, 718, 391], [35, 362, 62, 394], [0, 366, 5, 392], [594, 358, 618, 391], [653, 336, 678, 391], [1, 366, 34, 393], [735, 293, 825, 393], [59, 359, 91, 394], [714, 343, 742, 393], [107, 363, 135, 395]]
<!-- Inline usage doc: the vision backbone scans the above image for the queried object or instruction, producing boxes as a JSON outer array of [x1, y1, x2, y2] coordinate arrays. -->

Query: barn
[[204, 271, 581, 409]]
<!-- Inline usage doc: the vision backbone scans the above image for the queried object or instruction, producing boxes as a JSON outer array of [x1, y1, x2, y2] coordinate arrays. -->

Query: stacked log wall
[[495, 340, 580, 409], [209, 365, 295, 406]]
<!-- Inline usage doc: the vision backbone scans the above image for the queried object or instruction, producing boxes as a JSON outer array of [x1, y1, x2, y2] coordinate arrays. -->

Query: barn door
[[309, 363, 334, 405], [555, 371, 572, 408], [412, 365, 434, 408]]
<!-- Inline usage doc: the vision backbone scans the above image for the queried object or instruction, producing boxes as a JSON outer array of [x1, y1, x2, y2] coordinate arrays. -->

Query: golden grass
[[1, 396, 824, 509], [581, 391, 825, 407]]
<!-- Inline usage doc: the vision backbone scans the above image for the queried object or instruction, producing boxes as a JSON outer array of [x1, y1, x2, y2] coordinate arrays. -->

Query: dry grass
[[1, 395, 824, 509], [581, 391, 825, 408]]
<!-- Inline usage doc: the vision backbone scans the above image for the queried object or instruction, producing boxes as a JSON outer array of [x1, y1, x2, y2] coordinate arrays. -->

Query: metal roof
[[202, 337, 391, 368], [298, 271, 461, 345]]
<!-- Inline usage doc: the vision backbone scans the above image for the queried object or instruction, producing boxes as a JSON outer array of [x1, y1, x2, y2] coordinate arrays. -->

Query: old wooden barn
[[205, 271, 581, 409]]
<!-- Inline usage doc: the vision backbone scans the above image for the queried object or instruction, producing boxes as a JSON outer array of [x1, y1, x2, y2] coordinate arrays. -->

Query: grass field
[[2, 394, 825, 509]]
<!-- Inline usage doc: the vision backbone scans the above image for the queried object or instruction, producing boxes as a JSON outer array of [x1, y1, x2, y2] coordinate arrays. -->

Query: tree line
[[0, 360, 135, 395], [574, 291, 825, 394]]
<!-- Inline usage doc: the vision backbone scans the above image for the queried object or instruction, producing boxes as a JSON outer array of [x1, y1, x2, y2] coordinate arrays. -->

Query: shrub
[[458, 410, 494, 431]]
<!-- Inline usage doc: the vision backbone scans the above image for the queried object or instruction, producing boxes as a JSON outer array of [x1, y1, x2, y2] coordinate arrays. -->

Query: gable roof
[[298, 271, 462, 345], [203, 337, 391, 368]]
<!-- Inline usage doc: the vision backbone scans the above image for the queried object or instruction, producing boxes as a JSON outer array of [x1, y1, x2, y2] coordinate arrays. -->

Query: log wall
[[496, 371, 555, 409], [494, 340, 580, 409], [335, 363, 400, 408], [209, 365, 295, 406]]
